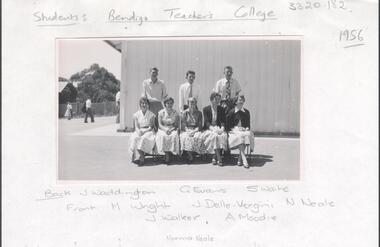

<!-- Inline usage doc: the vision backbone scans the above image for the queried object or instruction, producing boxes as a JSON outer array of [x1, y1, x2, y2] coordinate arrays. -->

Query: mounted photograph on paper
[[57, 37, 301, 181]]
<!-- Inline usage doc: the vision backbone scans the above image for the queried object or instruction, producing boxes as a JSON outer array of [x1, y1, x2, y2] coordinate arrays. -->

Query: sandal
[[138, 159, 144, 166]]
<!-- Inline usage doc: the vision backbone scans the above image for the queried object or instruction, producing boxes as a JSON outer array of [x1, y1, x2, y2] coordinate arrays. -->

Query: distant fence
[[59, 101, 118, 118]]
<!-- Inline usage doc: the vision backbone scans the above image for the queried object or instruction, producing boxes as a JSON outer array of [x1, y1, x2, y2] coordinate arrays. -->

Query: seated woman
[[129, 97, 156, 166], [202, 92, 228, 166], [226, 95, 255, 168], [180, 97, 203, 163], [156, 97, 180, 164]]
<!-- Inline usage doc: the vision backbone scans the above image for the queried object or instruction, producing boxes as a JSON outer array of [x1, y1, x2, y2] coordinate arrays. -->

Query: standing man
[[213, 66, 242, 114], [141, 67, 168, 116], [178, 70, 202, 112], [84, 97, 94, 123], [115, 90, 120, 123], [213, 66, 241, 160]]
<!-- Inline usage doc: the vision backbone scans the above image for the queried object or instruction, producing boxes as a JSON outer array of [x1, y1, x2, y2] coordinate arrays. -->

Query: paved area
[[58, 116, 300, 181]]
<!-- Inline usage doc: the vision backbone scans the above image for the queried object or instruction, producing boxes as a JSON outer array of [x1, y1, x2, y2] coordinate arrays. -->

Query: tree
[[72, 63, 120, 103]]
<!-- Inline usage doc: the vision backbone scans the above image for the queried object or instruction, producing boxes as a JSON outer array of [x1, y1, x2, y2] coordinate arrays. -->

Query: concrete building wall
[[120, 39, 301, 135]]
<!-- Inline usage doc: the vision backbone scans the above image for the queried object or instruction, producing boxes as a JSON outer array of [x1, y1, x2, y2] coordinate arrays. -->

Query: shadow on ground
[[133, 153, 273, 168]]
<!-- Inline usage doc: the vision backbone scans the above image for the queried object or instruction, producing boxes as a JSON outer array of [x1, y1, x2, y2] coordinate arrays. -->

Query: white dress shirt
[[213, 77, 241, 100], [115, 91, 120, 102], [85, 99, 92, 109], [178, 82, 202, 111]]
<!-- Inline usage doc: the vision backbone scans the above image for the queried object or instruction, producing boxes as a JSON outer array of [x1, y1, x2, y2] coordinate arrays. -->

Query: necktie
[[189, 84, 193, 97], [226, 80, 231, 99]]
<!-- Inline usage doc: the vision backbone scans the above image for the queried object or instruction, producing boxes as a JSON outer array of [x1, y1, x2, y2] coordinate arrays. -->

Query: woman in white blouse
[[129, 97, 156, 166], [156, 97, 180, 164]]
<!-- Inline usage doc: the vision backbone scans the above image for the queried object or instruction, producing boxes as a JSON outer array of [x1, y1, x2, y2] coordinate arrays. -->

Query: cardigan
[[203, 105, 226, 130], [226, 108, 251, 131]]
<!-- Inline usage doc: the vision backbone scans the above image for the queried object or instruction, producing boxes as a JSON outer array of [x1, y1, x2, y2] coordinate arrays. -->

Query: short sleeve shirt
[[142, 79, 167, 102]]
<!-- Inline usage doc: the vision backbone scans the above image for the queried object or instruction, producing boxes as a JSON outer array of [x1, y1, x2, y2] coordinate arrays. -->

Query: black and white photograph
[[58, 37, 301, 181], [4, 0, 378, 246]]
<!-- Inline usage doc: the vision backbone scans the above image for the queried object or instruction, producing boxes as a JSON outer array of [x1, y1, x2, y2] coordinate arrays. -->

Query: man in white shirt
[[213, 66, 241, 159], [84, 98, 94, 123], [115, 91, 120, 123], [178, 70, 201, 112], [213, 66, 242, 114], [141, 67, 168, 116]]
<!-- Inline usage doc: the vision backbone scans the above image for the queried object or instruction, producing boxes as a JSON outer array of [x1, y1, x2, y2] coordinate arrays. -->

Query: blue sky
[[58, 39, 121, 80]]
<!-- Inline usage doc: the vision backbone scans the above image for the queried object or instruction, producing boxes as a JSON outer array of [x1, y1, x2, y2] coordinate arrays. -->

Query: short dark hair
[[186, 70, 195, 77], [224, 66, 233, 71], [209, 92, 221, 101], [163, 96, 174, 105], [139, 97, 150, 106], [150, 67, 159, 72]]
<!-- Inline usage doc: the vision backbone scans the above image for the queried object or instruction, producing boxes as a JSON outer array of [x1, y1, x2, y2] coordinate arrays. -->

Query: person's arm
[[149, 114, 156, 132], [246, 109, 251, 130], [213, 80, 220, 93], [158, 111, 169, 132], [161, 81, 168, 100], [133, 114, 140, 134], [235, 79, 242, 97]]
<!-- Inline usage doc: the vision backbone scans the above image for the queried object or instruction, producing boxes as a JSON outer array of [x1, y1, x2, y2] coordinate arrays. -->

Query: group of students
[[129, 66, 254, 168]]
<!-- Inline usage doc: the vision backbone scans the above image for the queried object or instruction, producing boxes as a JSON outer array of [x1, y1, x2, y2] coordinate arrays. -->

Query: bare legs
[[215, 149, 223, 166], [238, 144, 249, 168], [164, 152, 171, 164], [186, 151, 194, 163]]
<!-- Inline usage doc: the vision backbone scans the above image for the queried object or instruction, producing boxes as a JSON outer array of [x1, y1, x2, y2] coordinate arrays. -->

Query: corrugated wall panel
[[121, 39, 301, 135]]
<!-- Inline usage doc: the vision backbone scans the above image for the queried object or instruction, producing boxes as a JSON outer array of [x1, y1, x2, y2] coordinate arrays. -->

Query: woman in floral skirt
[[156, 97, 180, 164]]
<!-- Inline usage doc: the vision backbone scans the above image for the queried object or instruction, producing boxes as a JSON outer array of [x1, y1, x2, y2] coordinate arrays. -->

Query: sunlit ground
[[58, 116, 300, 181]]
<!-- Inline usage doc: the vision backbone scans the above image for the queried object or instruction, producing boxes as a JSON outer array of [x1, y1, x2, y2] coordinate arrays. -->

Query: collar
[[224, 77, 234, 83], [165, 108, 175, 114], [234, 107, 245, 113], [140, 109, 149, 115], [149, 78, 159, 84]]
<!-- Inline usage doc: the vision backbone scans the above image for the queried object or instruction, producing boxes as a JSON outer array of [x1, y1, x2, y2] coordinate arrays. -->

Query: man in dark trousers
[[84, 97, 94, 123]]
